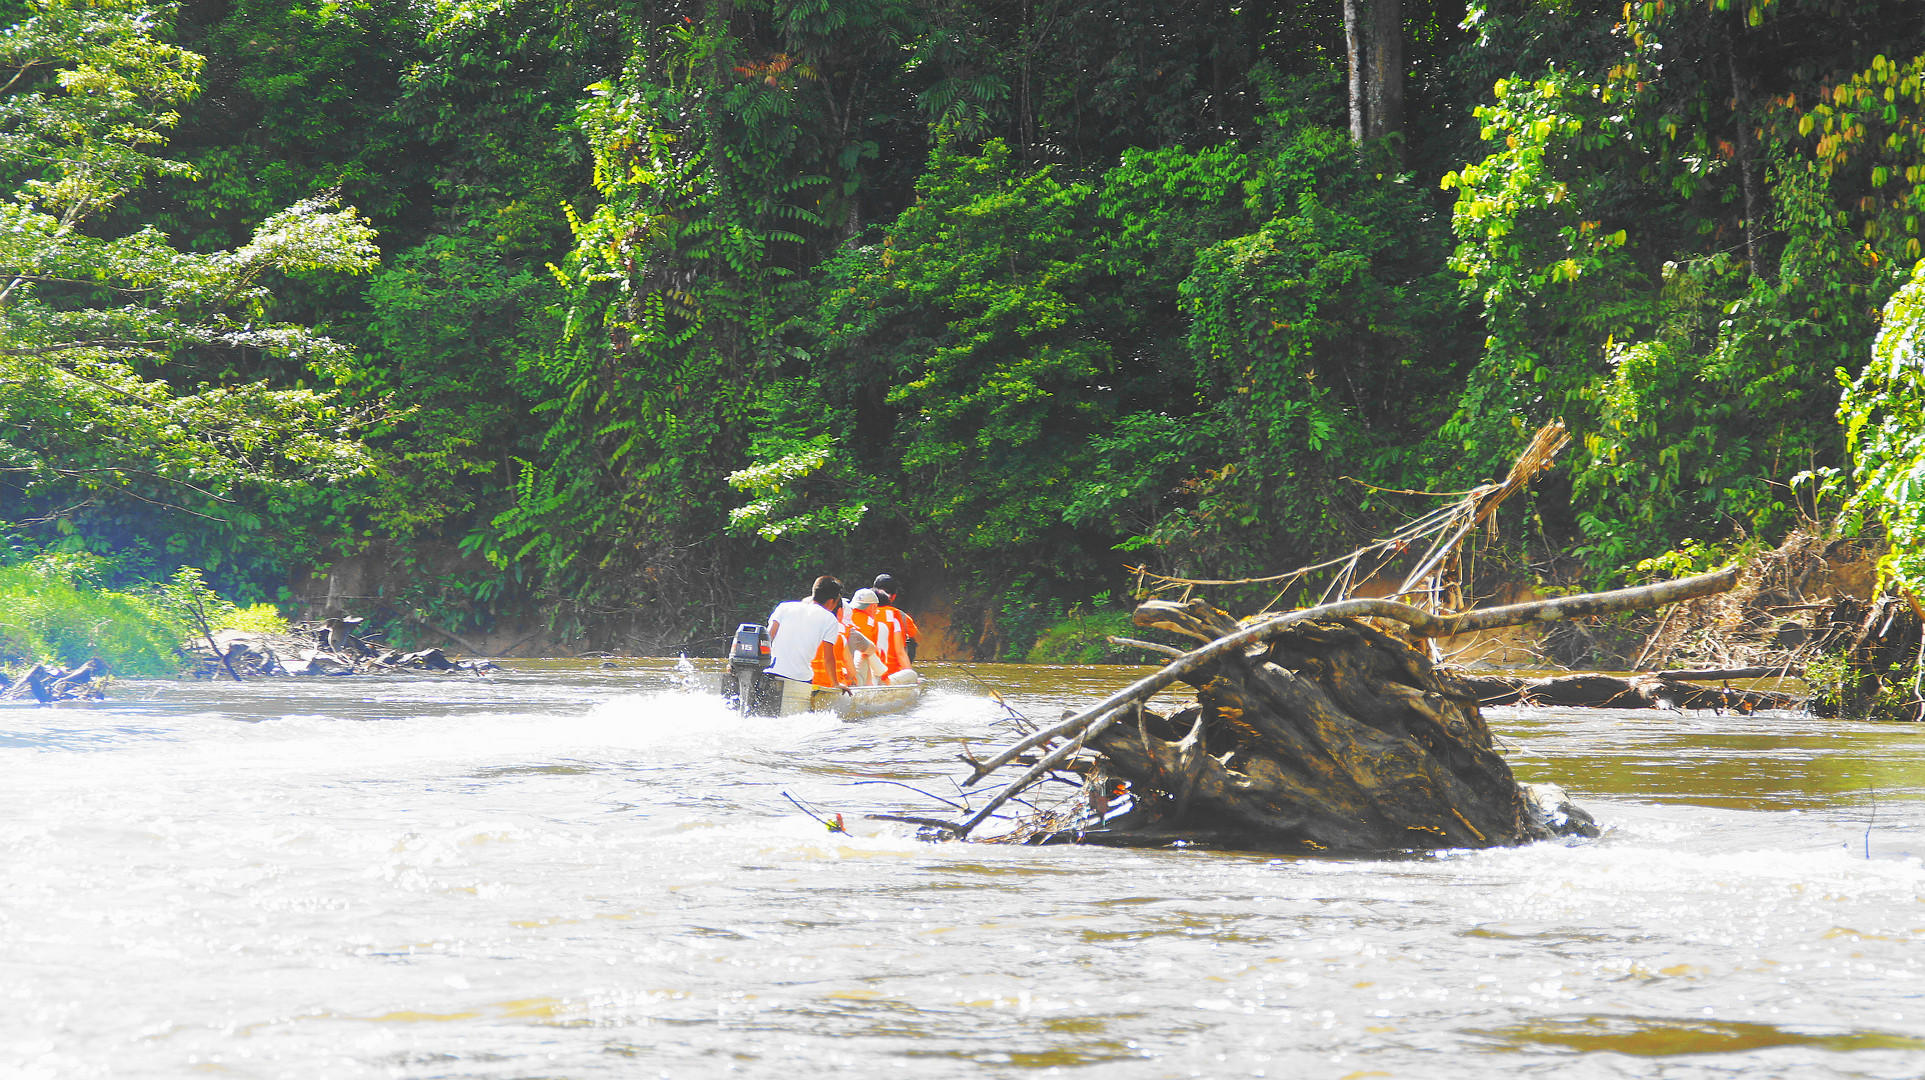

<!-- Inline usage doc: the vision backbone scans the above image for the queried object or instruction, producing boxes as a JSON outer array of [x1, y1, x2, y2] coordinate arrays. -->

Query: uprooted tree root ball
[[912, 568, 1740, 853], [1068, 606, 1596, 851]]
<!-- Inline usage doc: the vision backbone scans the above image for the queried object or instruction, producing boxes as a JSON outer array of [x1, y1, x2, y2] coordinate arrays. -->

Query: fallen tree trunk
[[1, 665, 53, 703], [46, 657, 108, 700], [947, 566, 1741, 852], [1655, 665, 1804, 681], [1456, 671, 1800, 711]]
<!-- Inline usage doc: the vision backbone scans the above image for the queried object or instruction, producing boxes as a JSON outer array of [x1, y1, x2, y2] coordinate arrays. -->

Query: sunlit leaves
[[1443, 0, 1920, 577], [1844, 258, 1925, 594], [0, 0, 381, 568], [0, 0, 201, 220], [725, 431, 868, 541]]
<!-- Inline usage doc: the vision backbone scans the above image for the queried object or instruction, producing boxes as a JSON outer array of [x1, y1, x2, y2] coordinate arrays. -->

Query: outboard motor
[[721, 623, 777, 715]]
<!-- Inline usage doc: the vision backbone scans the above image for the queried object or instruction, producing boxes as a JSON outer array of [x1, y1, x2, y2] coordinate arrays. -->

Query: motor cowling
[[723, 623, 777, 715], [729, 623, 770, 669]]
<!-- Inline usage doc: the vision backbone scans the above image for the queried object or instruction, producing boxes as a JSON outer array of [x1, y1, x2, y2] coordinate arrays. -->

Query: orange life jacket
[[851, 607, 894, 679], [877, 604, 918, 673], [811, 609, 856, 686]]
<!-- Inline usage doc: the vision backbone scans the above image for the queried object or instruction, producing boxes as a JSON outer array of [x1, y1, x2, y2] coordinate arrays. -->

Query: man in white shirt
[[764, 578, 850, 716]]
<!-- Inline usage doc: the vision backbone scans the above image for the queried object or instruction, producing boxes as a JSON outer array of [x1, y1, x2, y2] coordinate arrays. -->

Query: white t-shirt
[[766, 600, 842, 681]]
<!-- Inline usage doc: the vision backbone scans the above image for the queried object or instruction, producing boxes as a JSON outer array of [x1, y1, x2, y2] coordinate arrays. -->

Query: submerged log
[[952, 566, 1741, 852], [2, 664, 53, 703], [396, 647, 457, 671], [1, 659, 108, 704], [1655, 665, 1804, 681], [46, 657, 108, 700]]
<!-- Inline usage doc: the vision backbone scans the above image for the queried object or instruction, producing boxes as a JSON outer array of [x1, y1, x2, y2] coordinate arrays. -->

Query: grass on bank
[[1025, 608, 1142, 664], [0, 557, 286, 678]]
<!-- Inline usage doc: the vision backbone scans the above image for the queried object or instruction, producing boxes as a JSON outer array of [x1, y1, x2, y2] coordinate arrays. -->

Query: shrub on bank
[[0, 564, 183, 676], [0, 558, 288, 678], [1025, 609, 1142, 664]]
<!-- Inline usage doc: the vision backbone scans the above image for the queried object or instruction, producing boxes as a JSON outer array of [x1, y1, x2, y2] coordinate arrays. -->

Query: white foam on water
[[8, 671, 1925, 1080]]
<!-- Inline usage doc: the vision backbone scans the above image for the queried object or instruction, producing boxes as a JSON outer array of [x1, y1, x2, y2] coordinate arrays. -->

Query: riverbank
[[5, 524, 1908, 724]]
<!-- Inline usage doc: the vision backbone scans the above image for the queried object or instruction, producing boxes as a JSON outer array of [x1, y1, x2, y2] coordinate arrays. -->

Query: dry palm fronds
[[1131, 421, 1570, 618]]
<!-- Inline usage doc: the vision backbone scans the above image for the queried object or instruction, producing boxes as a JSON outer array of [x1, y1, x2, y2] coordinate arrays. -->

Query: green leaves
[[0, 0, 382, 584], [1844, 258, 1925, 594], [795, 137, 1108, 559], [726, 431, 869, 541], [0, 0, 201, 220], [1441, 0, 1923, 578], [0, 554, 189, 674], [482, 4, 855, 604]]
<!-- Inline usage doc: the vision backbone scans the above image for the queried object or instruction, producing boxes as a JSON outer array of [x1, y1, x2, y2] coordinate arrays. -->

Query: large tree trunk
[[1345, 0, 1366, 145], [1086, 603, 1536, 850], [1365, 0, 1402, 159], [1345, 0, 1402, 162], [1726, 18, 1762, 278]]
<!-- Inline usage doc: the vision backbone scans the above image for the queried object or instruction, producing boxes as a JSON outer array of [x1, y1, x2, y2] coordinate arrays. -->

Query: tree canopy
[[0, 0, 380, 591], [5, 0, 1922, 657]]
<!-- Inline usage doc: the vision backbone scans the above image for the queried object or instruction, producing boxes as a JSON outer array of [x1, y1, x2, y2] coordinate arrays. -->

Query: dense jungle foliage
[[2, 0, 1923, 663]]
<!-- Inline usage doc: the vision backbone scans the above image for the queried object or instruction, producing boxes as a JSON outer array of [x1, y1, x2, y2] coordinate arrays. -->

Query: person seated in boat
[[808, 579, 845, 689], [871, 574, 921, 677], [847, 589, 894, 686], [803, 577, 868, 690], [766, 578, 851, 715]]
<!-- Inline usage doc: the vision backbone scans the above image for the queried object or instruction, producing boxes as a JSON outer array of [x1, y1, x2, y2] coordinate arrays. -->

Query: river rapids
[[4, 659, 1923, 1078]]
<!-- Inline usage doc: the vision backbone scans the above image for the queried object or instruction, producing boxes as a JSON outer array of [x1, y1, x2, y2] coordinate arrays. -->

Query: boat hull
[[812, 678, 922, 718], [718, 664, 923, 718]]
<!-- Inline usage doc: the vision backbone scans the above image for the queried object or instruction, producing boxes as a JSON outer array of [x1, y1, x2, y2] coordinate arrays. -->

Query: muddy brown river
[[4, 660, 1923, 1078]]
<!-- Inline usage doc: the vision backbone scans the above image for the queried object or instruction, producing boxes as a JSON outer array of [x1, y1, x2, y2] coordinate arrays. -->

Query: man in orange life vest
[[871, 574, 920, 675], [803, 576, 881, 688], [847, 589, 894, 685]]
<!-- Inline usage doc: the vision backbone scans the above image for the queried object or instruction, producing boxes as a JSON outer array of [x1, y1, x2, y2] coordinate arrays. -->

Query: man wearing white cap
[[847, 589, 893, 686]]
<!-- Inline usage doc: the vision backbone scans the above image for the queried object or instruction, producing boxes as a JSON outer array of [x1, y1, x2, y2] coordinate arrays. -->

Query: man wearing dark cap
[[871, 574, 921, 670]]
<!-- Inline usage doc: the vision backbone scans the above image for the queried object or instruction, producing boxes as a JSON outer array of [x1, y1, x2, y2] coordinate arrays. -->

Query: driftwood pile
[[184, 617, 500, 681], [1114, 426, 1835, 713], [3, 617, 500, 705], [1815, 592, 1923, 719], [916, 567, 1742, 854], [1, 658, 109, 703]]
